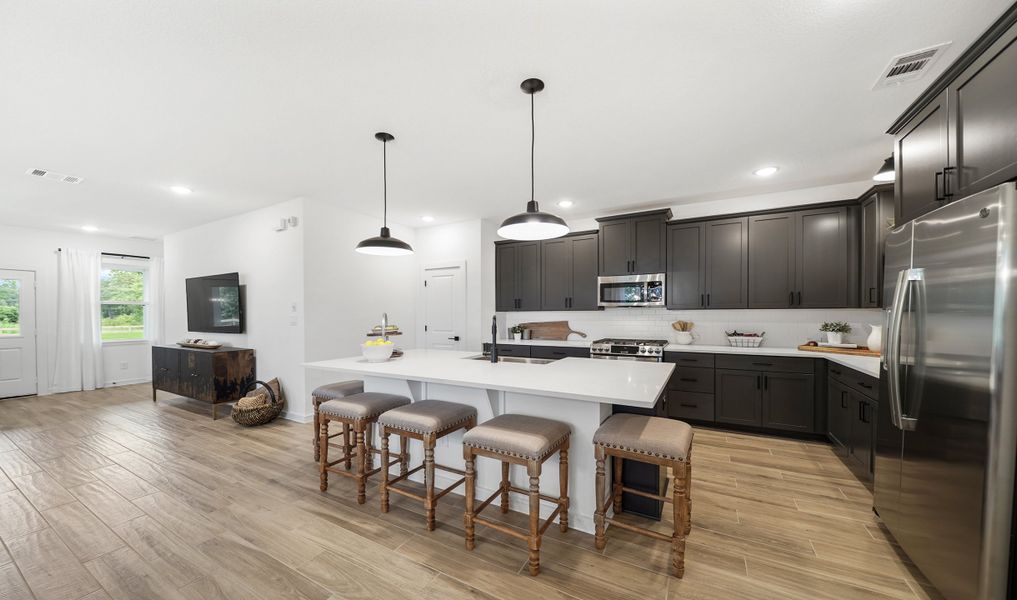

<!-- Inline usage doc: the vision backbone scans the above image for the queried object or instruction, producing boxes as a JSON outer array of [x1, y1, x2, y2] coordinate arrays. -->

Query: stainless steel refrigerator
[[876, 182, 1017, 600]]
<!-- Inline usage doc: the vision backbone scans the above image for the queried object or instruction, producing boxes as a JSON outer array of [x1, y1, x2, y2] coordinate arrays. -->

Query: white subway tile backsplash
[[504, 307, 883, 348]]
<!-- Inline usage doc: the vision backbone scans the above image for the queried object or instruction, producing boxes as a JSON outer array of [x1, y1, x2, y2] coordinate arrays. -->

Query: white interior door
[[0, 269, 37, 398], [422, 262, 467, 350]]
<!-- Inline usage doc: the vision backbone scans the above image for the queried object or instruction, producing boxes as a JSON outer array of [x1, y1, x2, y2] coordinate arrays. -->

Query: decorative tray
[[176, 342, 223, 350]]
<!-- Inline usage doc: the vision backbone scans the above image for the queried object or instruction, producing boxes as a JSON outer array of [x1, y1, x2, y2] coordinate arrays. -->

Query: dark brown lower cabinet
[[152, 345, 256, 419], [827, 379, 852, 448], [827, 363, 878, 481], [849, 395, 876, 477], [715, 369, 762, 426], [761, 372, 815, 432]]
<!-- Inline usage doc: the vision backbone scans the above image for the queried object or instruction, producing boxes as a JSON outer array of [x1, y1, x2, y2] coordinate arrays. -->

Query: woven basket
[[231, 380, 284, 426]]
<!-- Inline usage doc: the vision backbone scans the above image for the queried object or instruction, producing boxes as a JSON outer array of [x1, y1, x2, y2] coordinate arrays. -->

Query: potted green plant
[[819, 321, 852, 345], [509, 325, 524, 341]]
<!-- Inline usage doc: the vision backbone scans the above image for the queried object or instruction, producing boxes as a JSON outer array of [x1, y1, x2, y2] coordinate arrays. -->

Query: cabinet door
[[569, 234, 600, 310], [715, 369, 761, 426], [949, 26, 1017, 199], [850, 395, 876, 476], [599, 220, 632, 275], [495, 244, 518, 311], [860, 193, 881, 308], [895, 90, 950, 224], [795, 207, 851, 308], [762, 372, 815, 433], [827, 379, 851, 448], [632, 214, 666, 274], [515, 242, 542, 311], [748, 213, 795, 308], [541, 238, 571, 311], [704, 218, 748, 309], [152, 347, 179, 394], [666, 222, 705, 309]]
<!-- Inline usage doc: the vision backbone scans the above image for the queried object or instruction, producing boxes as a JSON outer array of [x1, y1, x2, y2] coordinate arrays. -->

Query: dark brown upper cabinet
[[745, 207, 855, 309], [597, 209, 671, 275], [948, 23, 1017, 201], [703, 217, 749, 309], [495, 241, 541, 311], [666, 222, 705, 309], [894, 91, 950, 225], [540, 232, 599, 311], [859, 185, 895, 308], [889, 8, 1017, 223]]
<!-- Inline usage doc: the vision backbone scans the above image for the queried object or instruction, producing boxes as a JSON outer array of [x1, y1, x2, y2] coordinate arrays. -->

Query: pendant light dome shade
[[356, 132, 414, 256], [498, 78, 569, 241], [873, 155, 895, 182]]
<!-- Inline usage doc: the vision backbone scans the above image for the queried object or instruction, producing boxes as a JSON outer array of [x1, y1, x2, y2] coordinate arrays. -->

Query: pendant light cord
[[530, 92, 535, 204], [382, 138, 388, 228]]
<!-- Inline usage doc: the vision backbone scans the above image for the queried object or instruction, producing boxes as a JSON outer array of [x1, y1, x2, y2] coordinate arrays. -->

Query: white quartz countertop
[[490, 339, 881, 378], [304, 349, 674, 408]]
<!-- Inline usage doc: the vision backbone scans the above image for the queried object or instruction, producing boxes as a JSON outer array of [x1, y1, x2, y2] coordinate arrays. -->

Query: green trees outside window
[[100, 268, 146, 341]]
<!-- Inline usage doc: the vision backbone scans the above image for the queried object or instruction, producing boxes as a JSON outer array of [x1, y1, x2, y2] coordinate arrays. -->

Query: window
[[100, 264, 148, 342], [0, 278, 20, 336]]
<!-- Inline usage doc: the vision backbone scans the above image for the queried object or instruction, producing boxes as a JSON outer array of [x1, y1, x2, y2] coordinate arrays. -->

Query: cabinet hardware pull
[[678, 359, 697, 363], [943, 166, 956, 198], [841, 393, 848, 409], [797, 291, 802, 306], [756, 375, 761, 389], [553, 351, 565, 356], [858, 382, 872, 389], [789, 291, 794, 307], [752, 362, 773, 366], [707, 293, 711, 306], [679, 377, 698, 382], [763, 375, 768, 390], [935, 171, 945, 202], [679, 403, 698, 408], [869, 287, 876, 303], [701, 294, 705, 307]]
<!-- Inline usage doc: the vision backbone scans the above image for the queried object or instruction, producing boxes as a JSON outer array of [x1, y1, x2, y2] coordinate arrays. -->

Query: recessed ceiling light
[[753, 166, 780, 177], [421, 216, 435, 223], [81, 225, 98, 232], [170, 185, 193, 195], [556, 199, 574, 208]]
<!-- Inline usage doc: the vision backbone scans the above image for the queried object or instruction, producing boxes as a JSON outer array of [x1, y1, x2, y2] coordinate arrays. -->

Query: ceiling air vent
[[25, 168, 84, 184], [872, 42, 951, 89]]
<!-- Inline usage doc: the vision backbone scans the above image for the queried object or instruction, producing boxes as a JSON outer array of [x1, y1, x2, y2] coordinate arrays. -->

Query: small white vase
[[674, 332, 695, 345], [513, 332, 521, 340], [826, 332, 844, 345], [867, 325, 882, 353]]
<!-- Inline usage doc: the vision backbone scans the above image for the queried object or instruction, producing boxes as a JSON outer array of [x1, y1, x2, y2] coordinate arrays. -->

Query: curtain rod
[[55, 249, 151, 260]]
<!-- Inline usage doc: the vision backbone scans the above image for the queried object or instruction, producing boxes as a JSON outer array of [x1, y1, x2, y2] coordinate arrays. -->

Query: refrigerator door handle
[[886, 268, 909, 430], [898, 268, 925, 432]]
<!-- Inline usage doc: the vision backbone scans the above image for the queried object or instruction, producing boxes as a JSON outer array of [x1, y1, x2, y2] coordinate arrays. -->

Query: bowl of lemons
[[361, 338, 395, 362]]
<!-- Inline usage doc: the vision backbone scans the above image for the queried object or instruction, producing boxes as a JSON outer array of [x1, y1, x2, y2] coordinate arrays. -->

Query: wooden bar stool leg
[[342, 423, 351, 470], [380, 430, 391, 513], [684, 456, 692, 536], [464, 450, 476, 550], [313, 400, 321, 462], [365, 423, 375, 471], [594, 446, 606, 550], [318, 416, 330, 492], [527, 460, 542, 576], [424, 435, 436, 531], [399, 435, 409, 476], [559, 445, 569, 532], [672, 460, 687, 578], [355, 425, 367, 504], [500, 462, 510, 513], [612, 455, 623, 514]]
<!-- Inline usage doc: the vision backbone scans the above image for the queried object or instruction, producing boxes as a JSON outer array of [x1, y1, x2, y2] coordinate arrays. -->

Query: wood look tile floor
[[0, 385, 944, 600]]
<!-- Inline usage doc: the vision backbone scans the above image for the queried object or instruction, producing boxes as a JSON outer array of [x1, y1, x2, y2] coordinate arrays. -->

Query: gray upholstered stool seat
[[593, 414, 693, 462], [311, 380, 364, 461], [462, 414, 571, 461], [319, 393, 410, 421], [378, 400, 477, 435], [312, 381, 364, 401]]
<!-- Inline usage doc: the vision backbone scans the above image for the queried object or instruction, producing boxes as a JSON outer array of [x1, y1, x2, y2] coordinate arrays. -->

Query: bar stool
[[592, 413, 693, 577], [311, 381, 364, 461], [462, 414, 571, 576], [377, 400, 478, 530], [318, 392, 410, 504]]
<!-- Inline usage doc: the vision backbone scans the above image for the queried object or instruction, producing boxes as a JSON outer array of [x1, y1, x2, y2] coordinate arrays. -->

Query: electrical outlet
[[119, 361, 128, 371]]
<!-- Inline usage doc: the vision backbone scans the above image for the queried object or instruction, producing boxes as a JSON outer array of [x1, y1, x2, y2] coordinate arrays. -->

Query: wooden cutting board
[[518, 321, 588, 341], [797, 344, 881, 357]]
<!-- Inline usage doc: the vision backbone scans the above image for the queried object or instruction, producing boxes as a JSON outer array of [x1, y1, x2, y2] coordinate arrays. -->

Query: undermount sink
[[465, 355, 554, 365]]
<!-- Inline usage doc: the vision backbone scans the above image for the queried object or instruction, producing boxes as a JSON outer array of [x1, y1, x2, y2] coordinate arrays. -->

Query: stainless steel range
[[589, 338, 667, 362]]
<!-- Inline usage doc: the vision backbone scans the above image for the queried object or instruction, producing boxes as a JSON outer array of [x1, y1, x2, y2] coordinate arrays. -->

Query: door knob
[[447, 336, 460, 341]]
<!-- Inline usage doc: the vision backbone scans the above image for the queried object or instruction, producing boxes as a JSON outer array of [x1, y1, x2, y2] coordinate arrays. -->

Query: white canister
[[674, 331, 695, 345], [867, 325, 882, 353]]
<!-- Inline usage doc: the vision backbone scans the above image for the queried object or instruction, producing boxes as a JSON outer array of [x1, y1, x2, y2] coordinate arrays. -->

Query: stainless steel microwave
[[597, 273, 665, 307]]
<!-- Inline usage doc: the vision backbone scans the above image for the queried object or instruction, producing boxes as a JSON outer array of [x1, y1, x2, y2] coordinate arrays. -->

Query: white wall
[[163, 198, 307, 420], [0, 224, 163, 393], [414, 220, 483, 351]]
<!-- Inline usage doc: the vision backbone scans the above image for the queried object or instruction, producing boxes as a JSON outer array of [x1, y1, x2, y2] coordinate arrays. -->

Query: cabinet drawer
[[715, 354, 814, 374], [668, 367, 715, 393], [667, 391, 715, 422], [664, 352, 715, 368], [495, 344, 531, 357], [827, 363, 879, 399], [530, 346, 590, 359]]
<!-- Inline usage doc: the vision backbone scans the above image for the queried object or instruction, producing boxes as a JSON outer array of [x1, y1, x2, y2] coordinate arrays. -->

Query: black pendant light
[[497, 78, 569, 241], [356, 132, 414, 256], [873, 155, 895, 182]]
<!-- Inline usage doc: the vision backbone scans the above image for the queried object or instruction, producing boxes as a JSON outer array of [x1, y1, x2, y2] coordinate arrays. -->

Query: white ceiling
[[0, 0, 1011, 238]]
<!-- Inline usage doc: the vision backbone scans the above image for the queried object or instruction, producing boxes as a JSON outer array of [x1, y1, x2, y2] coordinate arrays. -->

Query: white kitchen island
[[304, 349, 674, 533]]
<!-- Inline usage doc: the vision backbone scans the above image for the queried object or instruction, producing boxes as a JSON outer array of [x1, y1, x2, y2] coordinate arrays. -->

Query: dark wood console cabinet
[[152, 345, 256, 419]]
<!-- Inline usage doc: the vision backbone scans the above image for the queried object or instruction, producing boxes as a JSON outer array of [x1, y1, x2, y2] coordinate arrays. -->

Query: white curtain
[[148, 257, 165, 345], [52, 248, 104, 392]]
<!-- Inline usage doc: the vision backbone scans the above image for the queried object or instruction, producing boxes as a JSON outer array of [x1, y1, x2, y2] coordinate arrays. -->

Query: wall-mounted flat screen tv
[[185, 272, 244, 334]]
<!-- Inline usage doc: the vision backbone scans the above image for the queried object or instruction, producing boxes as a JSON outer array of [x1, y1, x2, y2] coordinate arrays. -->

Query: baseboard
[[282, 410, 314, 424], [105, 377, 152, 387]]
